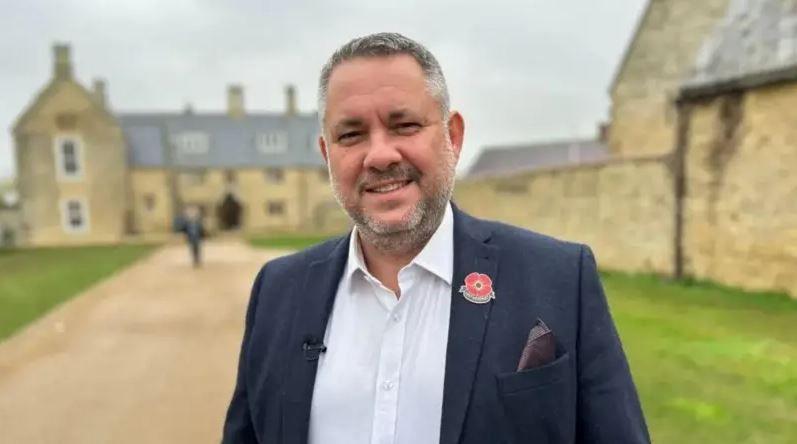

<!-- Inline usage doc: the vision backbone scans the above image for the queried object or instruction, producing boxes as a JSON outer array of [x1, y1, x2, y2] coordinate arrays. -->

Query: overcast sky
[[0, 0, 647, 180]]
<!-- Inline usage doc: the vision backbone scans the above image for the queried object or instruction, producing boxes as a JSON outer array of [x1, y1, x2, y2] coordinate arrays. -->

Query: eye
[[337, 131, 363, 144], [394, 122, 421, 135]]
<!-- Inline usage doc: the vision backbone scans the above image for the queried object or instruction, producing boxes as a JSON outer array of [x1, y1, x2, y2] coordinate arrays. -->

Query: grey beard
[[330, 156, 456, 256], [354, 184, 450, 256]]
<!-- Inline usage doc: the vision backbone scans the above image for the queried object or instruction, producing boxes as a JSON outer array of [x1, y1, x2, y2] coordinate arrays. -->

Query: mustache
[[357, 164, 422, 192]]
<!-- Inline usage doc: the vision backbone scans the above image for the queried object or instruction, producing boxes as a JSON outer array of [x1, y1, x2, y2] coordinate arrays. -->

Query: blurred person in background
[[183, 205, 204, 268]]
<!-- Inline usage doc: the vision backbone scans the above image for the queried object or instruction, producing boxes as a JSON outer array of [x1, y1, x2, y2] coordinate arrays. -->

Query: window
[[62, 141, 78, 173], [179, 170, 206, 186], [173, 131, 209, 154], [266, 200, 285, 216], [60, 198, 89, 233], [54, 135, 84, 180], [257, 131, 288, 153], [264, 168, 284, 183], [144, 194, 156, 212]]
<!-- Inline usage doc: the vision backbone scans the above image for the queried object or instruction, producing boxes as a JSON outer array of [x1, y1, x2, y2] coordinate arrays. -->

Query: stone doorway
[[217, 193, 242, 230]]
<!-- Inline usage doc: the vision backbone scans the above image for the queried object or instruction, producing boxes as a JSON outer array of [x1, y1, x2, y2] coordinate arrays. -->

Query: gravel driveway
[[0, 240, 283, 444]]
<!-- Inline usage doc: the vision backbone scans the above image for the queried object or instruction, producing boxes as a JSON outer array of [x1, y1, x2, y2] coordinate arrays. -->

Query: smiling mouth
[[365, 180, 413, 194]]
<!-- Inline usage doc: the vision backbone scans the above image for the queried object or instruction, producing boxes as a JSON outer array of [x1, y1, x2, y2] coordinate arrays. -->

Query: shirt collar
[[344, 201, 454, 285]]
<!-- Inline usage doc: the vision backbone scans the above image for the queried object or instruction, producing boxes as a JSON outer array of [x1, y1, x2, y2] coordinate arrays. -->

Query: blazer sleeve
[[222, 266, 266, 444], [575, 245, 651, 443]]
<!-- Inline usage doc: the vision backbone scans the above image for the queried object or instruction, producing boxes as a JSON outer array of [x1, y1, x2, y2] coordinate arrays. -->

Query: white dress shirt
[[308, 203, 454, 444]]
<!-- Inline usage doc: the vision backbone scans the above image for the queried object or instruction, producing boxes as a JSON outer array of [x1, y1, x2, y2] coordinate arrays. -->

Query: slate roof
[[466, 139, 609, 178], [117, 112, 324, 169], [683, 0, 797, 97]]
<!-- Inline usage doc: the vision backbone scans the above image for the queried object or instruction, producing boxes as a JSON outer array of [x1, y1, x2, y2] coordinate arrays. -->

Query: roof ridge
[[482, 137, 602, 151]]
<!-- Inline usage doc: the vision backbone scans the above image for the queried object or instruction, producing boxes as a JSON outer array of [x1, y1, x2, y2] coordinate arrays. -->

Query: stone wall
[[608, 0, 730, 157], [232, 167, 348, 234], [680, 83, 797, 297], [455, 157, 676, 275], [130, 169, 173, 233], [456, 79, 797, 299]]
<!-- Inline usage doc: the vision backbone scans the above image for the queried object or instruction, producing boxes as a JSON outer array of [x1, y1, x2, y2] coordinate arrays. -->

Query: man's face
[[320, 54, 464, 246]]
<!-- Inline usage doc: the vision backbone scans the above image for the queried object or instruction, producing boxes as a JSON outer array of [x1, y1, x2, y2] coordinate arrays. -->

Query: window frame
[[256, 131, 288, 154], [60, 197, 90, 234], [265, 200, 285, 216], [53, 134, 85, 181], [143, 194, 157, 213], [263, 167, 285, 184], [173, 131, 210, 155]]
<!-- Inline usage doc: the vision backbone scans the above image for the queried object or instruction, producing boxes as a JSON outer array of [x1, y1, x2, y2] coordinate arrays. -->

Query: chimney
[[53, 43, 72, 80], [227, 84, 245, 118], [285, 84, 297, 116], [92, 79, 107, 108]]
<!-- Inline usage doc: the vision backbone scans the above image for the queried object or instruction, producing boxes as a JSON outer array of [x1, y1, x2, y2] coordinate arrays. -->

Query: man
[[223, 33, 649, 444], [182, 205, 204, 268]]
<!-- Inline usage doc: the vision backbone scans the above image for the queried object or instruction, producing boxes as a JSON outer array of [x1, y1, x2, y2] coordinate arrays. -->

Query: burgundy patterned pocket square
[[516, 319, 556, 371]]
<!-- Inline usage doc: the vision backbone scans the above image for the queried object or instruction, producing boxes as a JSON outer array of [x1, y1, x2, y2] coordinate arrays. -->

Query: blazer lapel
[[281, 234, 350, 444], [440, 207, 499, 444]]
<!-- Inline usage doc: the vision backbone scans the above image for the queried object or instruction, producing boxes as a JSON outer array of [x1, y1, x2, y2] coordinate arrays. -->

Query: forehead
[[325, 54, 433, 120]]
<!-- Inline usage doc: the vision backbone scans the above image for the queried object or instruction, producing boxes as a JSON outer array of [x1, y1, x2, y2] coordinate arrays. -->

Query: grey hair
[[317, 32, 450, 128]]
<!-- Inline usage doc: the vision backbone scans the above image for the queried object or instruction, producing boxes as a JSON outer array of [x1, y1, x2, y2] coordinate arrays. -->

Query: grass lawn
[[248, 233, 341, 250], [603, 272, 797, 444], [0, 244, 157, 341]]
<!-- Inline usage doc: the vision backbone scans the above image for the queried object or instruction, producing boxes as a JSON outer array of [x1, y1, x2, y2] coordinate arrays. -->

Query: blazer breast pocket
[[495, 353, 574, 444]]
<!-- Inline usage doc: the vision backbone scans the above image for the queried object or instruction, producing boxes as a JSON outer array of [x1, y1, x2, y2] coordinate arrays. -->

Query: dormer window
[[174, 131, 209, 154], [54, 135, 84, 180], [257, 131, 288, 153]]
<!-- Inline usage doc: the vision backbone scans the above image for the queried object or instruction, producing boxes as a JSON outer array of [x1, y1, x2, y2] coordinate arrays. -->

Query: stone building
[[456, 0, 797, 298], [607, 0, 731, 157], [12, 44, 347, 246], [675, 0, 797, 297]]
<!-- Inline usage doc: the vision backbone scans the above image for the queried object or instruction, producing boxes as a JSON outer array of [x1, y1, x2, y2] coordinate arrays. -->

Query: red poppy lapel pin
[[459, 272, 495, 304]]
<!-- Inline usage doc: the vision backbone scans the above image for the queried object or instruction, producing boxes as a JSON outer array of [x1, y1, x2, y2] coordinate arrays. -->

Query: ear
[[447, 111, 465, 158], [319, 135, 329, 164]]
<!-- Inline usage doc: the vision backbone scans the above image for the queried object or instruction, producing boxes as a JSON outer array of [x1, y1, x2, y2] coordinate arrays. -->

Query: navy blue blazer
[[223, 206, 650, 444]]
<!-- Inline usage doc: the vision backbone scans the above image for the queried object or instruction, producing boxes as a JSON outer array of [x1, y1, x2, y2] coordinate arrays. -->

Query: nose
[[362, 130, 402, 171]]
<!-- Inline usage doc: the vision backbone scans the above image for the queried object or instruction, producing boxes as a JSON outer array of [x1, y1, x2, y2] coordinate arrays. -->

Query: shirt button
[[382, 380, 394, 391], [392, 313, 401, 322]]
